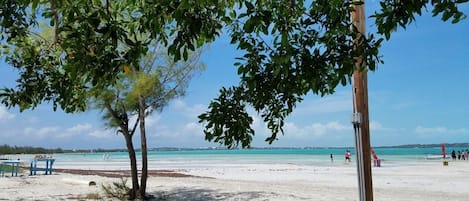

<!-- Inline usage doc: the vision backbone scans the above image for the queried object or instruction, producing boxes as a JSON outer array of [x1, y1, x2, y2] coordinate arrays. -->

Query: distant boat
[[426, 143, 449, 160], [425, 154, 450, 160]]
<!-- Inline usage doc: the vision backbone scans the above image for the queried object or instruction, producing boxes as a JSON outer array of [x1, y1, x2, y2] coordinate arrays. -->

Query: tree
[[199, 0, 380, 148], [1, 0, 467, 199], [0, 0, 228, 112], [0, 0, 214, 199], [198, 0, 468, 148], [93, 44, 204, 199]]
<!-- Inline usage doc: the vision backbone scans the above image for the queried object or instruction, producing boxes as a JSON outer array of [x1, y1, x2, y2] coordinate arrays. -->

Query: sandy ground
[[1, 160, 469, 200]]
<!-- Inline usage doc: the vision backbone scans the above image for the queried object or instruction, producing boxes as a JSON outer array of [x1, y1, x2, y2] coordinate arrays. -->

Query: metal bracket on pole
[[351, 112, 362, 125], [352, 112, 366, 201]]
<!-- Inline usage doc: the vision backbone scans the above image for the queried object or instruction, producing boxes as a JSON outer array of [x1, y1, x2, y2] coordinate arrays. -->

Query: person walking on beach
[[330, 153, 333, 162], [344, 150, 351, 162]]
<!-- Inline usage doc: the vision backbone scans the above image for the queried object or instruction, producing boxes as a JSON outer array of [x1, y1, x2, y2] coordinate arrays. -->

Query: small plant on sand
[[101, 178, 131, 201]]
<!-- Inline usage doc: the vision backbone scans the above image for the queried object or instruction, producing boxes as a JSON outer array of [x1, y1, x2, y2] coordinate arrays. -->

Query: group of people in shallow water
[[330, 150, 352, 162], [451, 149, 469, 160]]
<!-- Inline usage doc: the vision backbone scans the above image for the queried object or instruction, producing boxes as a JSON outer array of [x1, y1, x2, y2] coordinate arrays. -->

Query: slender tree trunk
[[138, 95, 148, 198], [123, 131, 140, 200], [104, 103, 141, 199]]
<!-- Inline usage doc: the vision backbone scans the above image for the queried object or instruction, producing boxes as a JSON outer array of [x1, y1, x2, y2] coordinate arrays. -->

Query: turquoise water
[[11, 147, 468, 169], [54, 147, 468, 163]]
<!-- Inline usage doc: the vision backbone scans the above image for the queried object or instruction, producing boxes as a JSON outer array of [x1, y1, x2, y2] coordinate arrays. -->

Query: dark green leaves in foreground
[[0, 0, 227, 112], [199, 0, 383, 148], [199, 0, 467, 148], [0, 0, 36, 42], [198, 87, 254, 148], [372, 0, 468, 40], [0, 0, 467, 149]]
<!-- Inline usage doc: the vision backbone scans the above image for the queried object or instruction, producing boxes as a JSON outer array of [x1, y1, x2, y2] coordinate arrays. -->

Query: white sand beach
[[1, 159, 469, 200]]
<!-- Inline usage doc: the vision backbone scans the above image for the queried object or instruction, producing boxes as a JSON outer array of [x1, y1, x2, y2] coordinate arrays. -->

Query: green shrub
[[101, 178, 131, 201]]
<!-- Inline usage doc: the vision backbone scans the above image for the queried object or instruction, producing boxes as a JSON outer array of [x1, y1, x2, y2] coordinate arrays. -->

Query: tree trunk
[[138, 95, 148, 198], [122, 131, 140, 200], [104, 103, 140, 199]]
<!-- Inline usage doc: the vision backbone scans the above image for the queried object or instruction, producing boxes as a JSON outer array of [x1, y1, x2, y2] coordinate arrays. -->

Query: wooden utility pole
[[351, 1, 373, 201]]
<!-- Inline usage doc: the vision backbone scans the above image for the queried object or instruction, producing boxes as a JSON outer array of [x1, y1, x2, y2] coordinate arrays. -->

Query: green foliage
[[101, 178, 131, 201], [0, 0, 219, 113], [0, 0, 467, 150], [0, 0, 37, 41], [372, 0, 468, 40], [200, 0, 383, 147], [199, 0, 467, 148], [139, 0, 233, 60], [89, 43, 204, 199], [198, 87, 254, 148], [93, 44, 204, 130]]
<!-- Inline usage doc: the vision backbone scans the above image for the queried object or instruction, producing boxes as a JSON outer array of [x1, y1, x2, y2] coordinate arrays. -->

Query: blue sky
[[1, 4, 468, 149]]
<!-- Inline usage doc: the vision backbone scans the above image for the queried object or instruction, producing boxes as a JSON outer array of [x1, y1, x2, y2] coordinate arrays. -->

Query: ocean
[[10, 147, 469, 170]]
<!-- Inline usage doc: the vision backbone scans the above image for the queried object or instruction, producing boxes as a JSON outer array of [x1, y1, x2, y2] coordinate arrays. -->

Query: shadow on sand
[[149, 187, 265, 201], [148, 187, 310, 201]]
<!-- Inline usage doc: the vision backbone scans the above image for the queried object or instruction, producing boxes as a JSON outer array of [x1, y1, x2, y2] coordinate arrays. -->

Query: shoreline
[[2, 160, 469, 200]]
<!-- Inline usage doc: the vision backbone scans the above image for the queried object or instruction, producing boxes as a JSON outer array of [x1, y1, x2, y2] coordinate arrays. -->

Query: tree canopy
[[1, 0, 467, 147], [198, 0, 468, 148], [0, 0, 227, 112]]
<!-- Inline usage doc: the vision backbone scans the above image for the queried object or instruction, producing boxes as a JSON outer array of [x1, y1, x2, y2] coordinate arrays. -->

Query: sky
[[1, 3, 468, 149]]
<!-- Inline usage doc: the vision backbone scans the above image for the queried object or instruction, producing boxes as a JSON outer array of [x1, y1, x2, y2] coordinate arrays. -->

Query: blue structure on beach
[[30, 158, 55, 175], [1, 160, 20, 177]]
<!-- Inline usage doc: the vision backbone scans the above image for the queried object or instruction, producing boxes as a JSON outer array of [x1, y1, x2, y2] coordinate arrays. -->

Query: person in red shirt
[[345, 150, 351, 162]]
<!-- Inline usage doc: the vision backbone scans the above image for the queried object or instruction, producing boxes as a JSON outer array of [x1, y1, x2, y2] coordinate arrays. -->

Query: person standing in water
[[345, 150, 351, 162]]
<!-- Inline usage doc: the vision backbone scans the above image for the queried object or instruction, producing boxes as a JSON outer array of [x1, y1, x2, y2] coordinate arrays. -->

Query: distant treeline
[[0, 144, 65, 155], [376, 143, 469, 148], [0, 145, 126, 155]]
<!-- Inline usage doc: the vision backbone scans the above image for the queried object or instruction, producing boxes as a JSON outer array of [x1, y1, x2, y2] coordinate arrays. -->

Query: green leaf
[[245, 2, 254, 12]]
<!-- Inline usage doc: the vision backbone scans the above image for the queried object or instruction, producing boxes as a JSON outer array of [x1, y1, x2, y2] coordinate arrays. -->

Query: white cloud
[[171, 99, 206, 119], [23, 126, 60, 138], [184, 122, 202, 131], [183, 122, 204, 137], [37, 126, 60, 136], [21, 123, 117, 140], [66, 123, 92, 133], [370, 121, 383, 130], [88, 129, 115, 139], [415, 126, 447, 134], [250, 114, 271, 137], [145, 114, 161, 128], [172, 99, 186, 110], [284, 121, 351, 138], [415, 126, 469, 134], [0, 106, 15, 123], [26, 116, 39, 124], [295, 91, 352, 115]]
